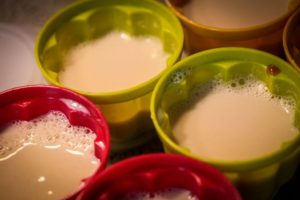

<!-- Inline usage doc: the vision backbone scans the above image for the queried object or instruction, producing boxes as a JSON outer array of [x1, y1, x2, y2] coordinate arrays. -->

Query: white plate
[[0, 0, 75, 92], [0, 23, 46, 91]]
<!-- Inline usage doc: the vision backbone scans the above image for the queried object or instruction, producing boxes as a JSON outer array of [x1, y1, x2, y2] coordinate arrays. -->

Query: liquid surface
[[172, 78, 298, 161], [59, 32, 169, 93], [182, 0, 290, 28], [124, 188, 198, 200], [0, 111, 98, 200]]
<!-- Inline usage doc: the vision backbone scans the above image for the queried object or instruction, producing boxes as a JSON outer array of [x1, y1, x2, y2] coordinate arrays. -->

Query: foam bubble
[[185, 76, 296, 114], [124, 188, 198, 200], [0, 111, 97, 159], [169, 68, 192, 84]]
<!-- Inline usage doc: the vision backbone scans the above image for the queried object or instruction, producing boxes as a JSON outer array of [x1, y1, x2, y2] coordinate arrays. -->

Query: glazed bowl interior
[[151, 47, 300, 172], [35, 0, 183, 103], [78, 154, 241, 200]]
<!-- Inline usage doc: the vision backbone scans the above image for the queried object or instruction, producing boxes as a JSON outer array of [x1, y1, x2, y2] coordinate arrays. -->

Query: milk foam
[[0, 111, 99, 200], [171, 77, 298, 161], [169, 68, 192, 84], [0, 111, 96, 159], [124, 188, 198, 200], [196, 77, 294, 108]]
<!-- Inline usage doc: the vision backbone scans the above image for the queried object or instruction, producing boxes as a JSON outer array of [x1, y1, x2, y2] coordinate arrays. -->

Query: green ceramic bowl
[[35, 0, 183, 151], [151, 47, 300, 200]]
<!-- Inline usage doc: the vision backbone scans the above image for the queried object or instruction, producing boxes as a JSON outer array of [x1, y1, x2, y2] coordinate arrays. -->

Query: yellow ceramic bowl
[[166, 0, 300, 56], [35, 0, 183, 151], [284, 7, 300, 70]]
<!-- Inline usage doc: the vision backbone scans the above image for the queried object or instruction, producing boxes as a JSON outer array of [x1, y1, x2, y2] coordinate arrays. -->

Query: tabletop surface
[[0, 1, 298, 199]]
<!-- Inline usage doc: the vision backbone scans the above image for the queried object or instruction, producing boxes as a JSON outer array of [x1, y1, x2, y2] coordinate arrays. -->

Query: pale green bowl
[[151, 47, 300, 200], [35, 0, 183, 151]]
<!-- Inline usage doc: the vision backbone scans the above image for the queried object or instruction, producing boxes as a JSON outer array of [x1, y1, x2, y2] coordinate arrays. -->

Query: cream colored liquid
[[59, 32, 169, 93], [0, 111, 98, 200], [172, 79, 298, 161], [125, 188, 198, 200], [0, 145, 97, 200], [182, 0, 290, 28]]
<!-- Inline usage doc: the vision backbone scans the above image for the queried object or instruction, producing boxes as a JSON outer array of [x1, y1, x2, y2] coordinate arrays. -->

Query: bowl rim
[[150, 47, 300, 172], [34, 0, 184, 104], [78, 153, 241, 200], [283, 7, 300, 71]]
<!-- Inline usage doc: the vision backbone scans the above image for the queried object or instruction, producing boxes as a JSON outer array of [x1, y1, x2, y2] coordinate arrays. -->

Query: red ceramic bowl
[[77, 153, 241, 200], [0, 85, 110, 199]]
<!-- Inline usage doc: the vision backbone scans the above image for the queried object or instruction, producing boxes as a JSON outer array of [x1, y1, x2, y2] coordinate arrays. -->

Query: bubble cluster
[[124, 188, 198, 200], [187, 76, 296, 113], [169, 76, 297, 127], [169, 68, 192, 84], [0, 111, 96, 158]]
